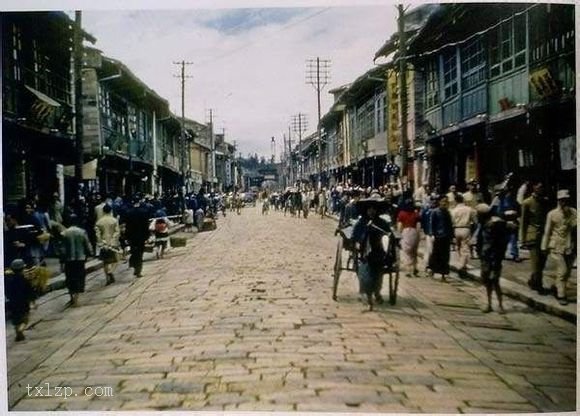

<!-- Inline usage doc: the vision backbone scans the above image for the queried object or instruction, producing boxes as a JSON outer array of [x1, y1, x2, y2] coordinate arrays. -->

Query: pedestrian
[[451, 193, 477, 277], [48, 192, 64, 224], [21, 201, 49, 266], [62, 214, 93, 307], [475, 203, 508, 314], [541, 189, 577, 305], [413, 182, 431, 206], [352, 193, 392, 310], [519, 182, 549, 294], [95, 204, 121, 285], [152, 216, 171, 259], [183, 208, 194, 232], [261, 196, 270, 215], [4, 259, 35, 341], [319, 188, 327, 219], [124, 196, 150, 278], [491, 185, 521, 262], [446, 185, 458, 210], [3, 211, 31, 267], [462, 180, 482, 209], [420, 194, 437, 273], [396, 198, 420, 277], [428, 195, 453, 281]]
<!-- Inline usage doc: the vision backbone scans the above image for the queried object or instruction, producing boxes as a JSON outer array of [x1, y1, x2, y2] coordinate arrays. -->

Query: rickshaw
[[332, 214, 401, 306]]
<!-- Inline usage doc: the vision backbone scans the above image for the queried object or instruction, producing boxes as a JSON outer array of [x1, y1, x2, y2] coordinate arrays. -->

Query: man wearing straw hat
[[352, 192, 392, 310], [541, 189, 577, 305]]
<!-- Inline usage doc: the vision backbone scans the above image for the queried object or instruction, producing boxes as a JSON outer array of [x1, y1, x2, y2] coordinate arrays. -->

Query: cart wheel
[[332, 239, 343, 301], [389, 267, 400, 305]]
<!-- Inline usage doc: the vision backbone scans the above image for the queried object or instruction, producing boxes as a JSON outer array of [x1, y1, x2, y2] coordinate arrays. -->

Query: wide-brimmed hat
[[355, 192, 390, 213], [557, 189, 570, 200]]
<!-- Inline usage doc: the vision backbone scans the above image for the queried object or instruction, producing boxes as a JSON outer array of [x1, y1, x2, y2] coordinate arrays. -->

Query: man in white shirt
[[451, 193, 477, 275]]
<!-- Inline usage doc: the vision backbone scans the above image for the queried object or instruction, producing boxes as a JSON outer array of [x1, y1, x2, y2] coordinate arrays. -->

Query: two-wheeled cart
[[332, 222, 401, 306]]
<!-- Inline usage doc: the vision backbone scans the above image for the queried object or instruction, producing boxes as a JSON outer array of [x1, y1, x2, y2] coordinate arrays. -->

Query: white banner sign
[[559, 135, 576, 171]]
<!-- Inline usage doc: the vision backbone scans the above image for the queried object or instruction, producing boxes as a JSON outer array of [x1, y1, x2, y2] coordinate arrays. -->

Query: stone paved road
[[5, 204, 577, 412]]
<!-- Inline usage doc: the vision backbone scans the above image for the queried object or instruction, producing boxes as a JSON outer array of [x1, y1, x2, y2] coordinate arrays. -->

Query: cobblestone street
[[6, 205, 577, 412]]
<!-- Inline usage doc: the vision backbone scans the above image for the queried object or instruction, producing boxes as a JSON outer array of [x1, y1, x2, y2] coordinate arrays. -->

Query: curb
[[325, 212, 577, 324], [46, 224, 188, 293], [449, 264, 577, 324]]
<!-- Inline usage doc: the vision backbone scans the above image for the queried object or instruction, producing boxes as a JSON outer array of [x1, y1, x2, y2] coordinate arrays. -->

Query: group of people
[[331, 176, 576, 312], [3, 189, 220, 342]]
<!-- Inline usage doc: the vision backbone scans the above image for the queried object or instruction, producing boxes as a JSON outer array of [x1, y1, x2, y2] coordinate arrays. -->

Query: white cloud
[[81, 5, 398, 157]]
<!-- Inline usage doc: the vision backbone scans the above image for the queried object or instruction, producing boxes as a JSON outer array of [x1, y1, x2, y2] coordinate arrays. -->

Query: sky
[[10, 0, 401, 158]]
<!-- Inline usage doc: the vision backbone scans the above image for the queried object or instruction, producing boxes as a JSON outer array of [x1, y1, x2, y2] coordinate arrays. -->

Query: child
[[476, 203, 509, 313], [4, 259, 35, 341], [153, 217, 171, 259]]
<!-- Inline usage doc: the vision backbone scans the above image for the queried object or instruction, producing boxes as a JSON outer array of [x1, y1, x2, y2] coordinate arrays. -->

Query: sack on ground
[[170, 236, 187, 247]]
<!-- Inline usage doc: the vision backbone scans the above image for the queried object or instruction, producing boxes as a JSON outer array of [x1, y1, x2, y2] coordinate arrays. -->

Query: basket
[[170, 236, 187, 247]]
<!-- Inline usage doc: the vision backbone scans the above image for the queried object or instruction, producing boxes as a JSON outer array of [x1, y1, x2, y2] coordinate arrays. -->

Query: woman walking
[[62, 214, 93, 307], [397, 199, 421, 277]]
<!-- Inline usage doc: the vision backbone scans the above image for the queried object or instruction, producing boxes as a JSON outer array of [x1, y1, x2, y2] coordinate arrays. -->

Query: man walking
[[428, 195, 453, 281], [62, 214, 93, 307], [476, 203, 509, 313], [520, 182, 549, 294], [451, 193, 477, 277], [541, 190, 577, 305], [124, 196, 150, 278], [95, 204, 121, 285]]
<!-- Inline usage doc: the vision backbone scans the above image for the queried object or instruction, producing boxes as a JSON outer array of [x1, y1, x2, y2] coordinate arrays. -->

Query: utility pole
[[270, 136, 276, 164], [73, 11, 84, 195], [173, 60, 193, 193], [291, 113, 308, 181], [206, 108, 216, 192], [286, 128, 293, 186], [398, 4, 409, 181], [306, 57, 331, 190], [283, 134, 287, 188]]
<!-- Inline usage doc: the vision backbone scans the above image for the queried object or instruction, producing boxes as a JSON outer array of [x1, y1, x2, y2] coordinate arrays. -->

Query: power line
[[196, 8, 331, 67], [389, 3, 541, 63]]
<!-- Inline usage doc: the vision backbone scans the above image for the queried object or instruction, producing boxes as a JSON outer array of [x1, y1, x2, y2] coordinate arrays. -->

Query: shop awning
[[25, 85, 61, 107]]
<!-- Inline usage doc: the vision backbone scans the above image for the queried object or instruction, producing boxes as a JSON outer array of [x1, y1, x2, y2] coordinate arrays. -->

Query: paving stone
[[6, 209, 577, 412]]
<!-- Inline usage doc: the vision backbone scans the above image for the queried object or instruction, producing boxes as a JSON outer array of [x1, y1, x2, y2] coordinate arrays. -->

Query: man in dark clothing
[[428, 195, 453, 281], [4, 213, 31, 266], [476, 203, 509, 313], [352, 193, 392, 310], [4, 259, 35, 341], [124, 198, 151, 278]]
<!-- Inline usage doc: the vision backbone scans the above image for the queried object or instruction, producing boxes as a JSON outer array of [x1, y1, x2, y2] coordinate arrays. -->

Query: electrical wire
[[389, 3, 542, 63], [196, 7, 331, 67]]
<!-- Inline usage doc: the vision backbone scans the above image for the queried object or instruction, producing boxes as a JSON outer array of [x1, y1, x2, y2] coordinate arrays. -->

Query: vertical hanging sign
[[386, 69, 400, 154]]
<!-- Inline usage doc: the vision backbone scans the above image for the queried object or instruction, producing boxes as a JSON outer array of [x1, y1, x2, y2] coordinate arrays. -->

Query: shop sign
[[559, 135, 576, 171], [386, 69, 400, 153]]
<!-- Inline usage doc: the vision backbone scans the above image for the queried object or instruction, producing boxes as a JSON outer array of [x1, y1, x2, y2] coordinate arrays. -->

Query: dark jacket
[[477, 217, 509, 266], [430, 207, 453, 239], [125, 204, 151, 245], [352, 215, 391, 266]]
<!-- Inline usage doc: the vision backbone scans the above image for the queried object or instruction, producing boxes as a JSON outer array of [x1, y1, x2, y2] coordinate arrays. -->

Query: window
[[489, 14, 527, 78], [425, 59, 439, 109], [442, 50, 458, 99], [461, 38, 486, 90], [375, 91, 387, 133], [356, 98, 374, 141]]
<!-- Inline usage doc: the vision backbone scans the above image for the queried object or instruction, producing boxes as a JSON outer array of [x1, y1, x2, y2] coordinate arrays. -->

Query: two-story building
[[406, 3, 575, 194], [82, 49, 177, 196], [2, 12, 95, 205]]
